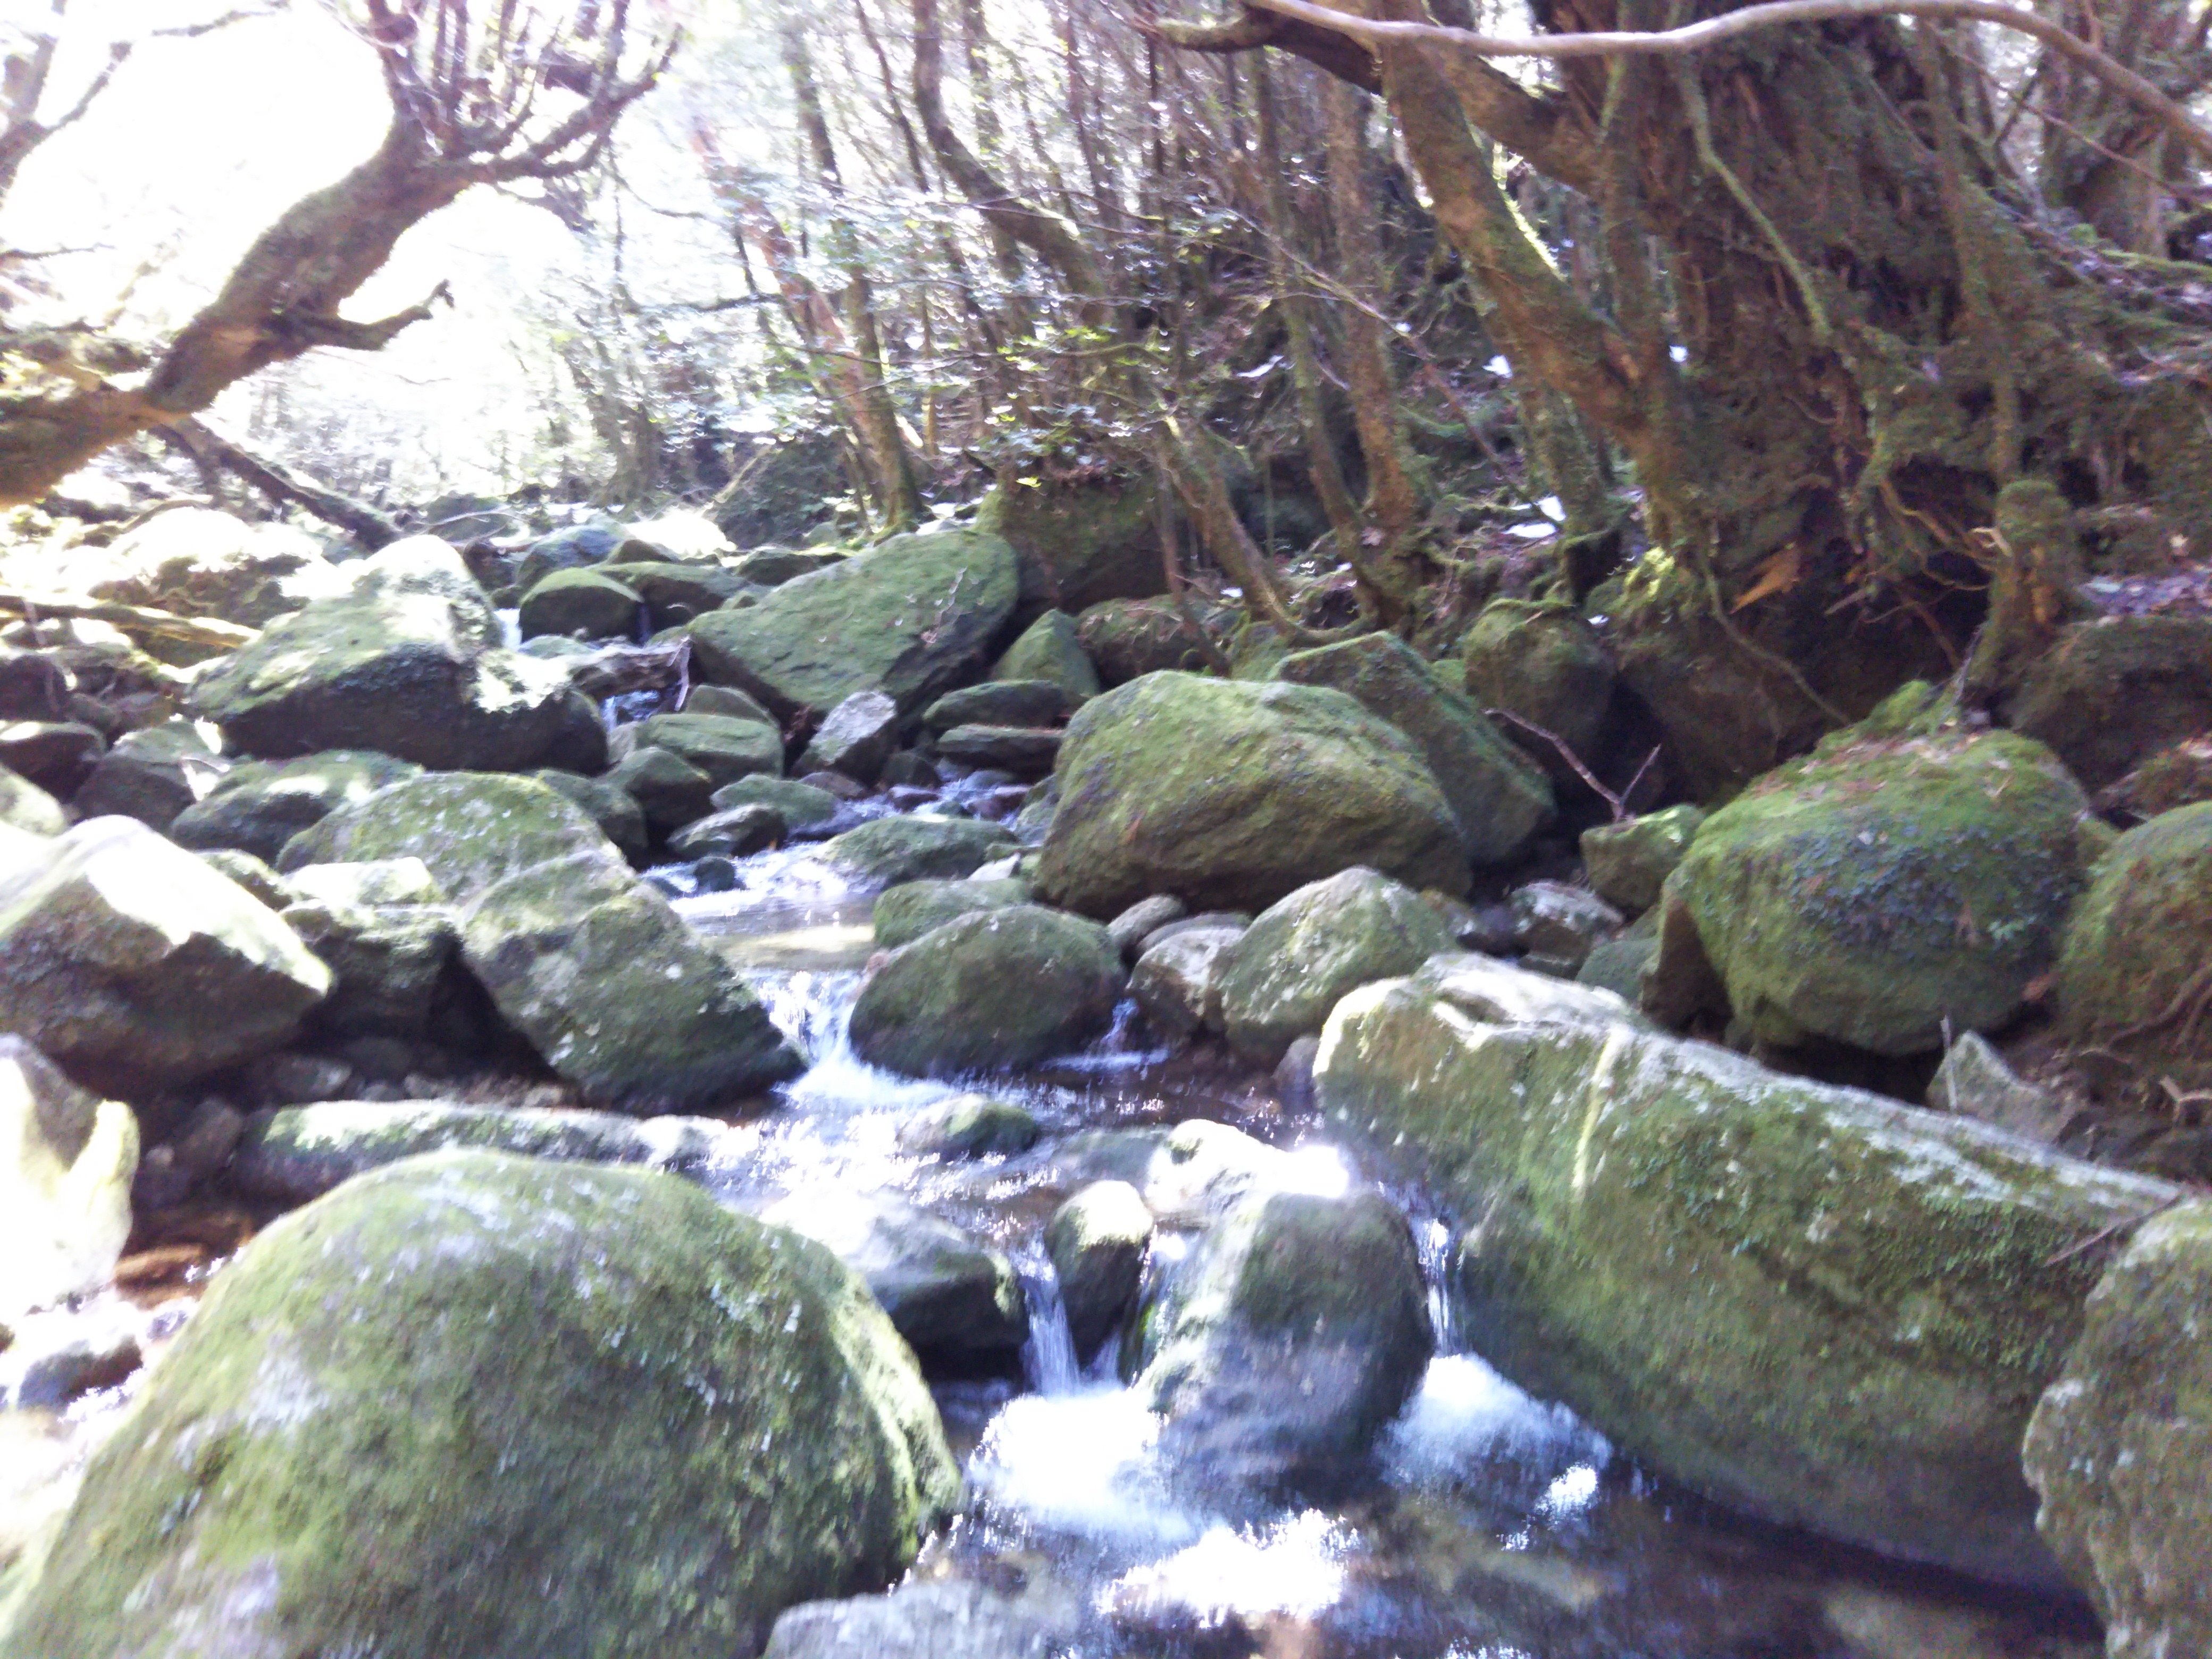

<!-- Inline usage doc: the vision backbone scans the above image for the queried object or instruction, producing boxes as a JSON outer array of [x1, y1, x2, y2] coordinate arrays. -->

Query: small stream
[[658, 813, 2097, 1659]]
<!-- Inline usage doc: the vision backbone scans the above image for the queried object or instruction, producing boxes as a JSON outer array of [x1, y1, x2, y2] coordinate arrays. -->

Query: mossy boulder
[[1129, 924, 1245, 1038], [1214, 867, 1453, 1065], [276, 774, 802, 1110], [1314, 975, 2180, 1588], [606, 744, 717, 836], [614, 712, 785, 789], [818, 816, 1015, 893], [1580, 804, 1705, 915], [1074, 597, 1228, 685], [714, 774, 840, 833], [988, 609, 1100, 702], [1275, 632, 1554, 866], [797, 690, 898, 783], [2008, 615, 2212, 791], [894, 1093, 1040, 1159], [871, 877, 1029, 949], [0, 1037, 136, 1318], [596, 560, 749, 629], [2056, 801, 2212, 1079], [689, 529, 1018, 718], [848, 906, 1125, 1077], [70, 721, 220, 831], [190, 537, 581, 770], [923, 680, 1073, 734], [530, 768, 650, 864], [0, 1152, 959, 1659], [1034, 673, 1470, 917], [1136, 1188, 1432, 1487], [976, 473, 1170, 616], [170, 749, 422, 865], [515, 566, 644, 641], [513, 521, 622, 591], [1671, 730, 2098, 1055], [0, 817, 331, 1096], [1459, 598, 1616, 777], [2022, 1200, 2212, 1657]]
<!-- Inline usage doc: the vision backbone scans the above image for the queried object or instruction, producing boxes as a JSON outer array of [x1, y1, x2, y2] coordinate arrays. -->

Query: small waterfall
[[1016, 1249, 1083, 1396], [1415, 1215, 1461, 1355]]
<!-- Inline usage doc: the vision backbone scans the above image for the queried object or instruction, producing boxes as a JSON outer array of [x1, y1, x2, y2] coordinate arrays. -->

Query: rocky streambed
[[0, 506, 2203, 1657]]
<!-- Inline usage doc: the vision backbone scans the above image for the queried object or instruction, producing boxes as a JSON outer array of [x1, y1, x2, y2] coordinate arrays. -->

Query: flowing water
[[662, 816, 2099, 1659]]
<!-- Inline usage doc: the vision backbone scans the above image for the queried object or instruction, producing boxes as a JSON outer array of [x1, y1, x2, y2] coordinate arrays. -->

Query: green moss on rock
[[0, 1152, 959, 1659], [2056, 800, 2212, 1078]]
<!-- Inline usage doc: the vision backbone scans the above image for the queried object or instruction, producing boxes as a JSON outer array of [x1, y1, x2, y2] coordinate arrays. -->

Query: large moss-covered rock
[[189, 537, 581, 769], [0, 1038, 136, 1317], [515, 566, 643, 641], [977, 474, 1170, 616], [169, 749, 422, 864], [871, 877, 1029, 950], [923, 680, 1072, 734], [818, 815, 1015, 893], [277, 774, 802, 1110], [0, 817, 330, 1096], [1275, 632, 1553, 865], [689, 529, 1018, 717], [1137, 1187, 1431, 1487], [1460, 598, 1615, 769], [1074, 597, 1227, 685], [2023, 1200, 2212, 1658], [849, 906, 1124, 1077], [616, 711, 785, 789], [1315, 975, 2179, 1588], [1214, 867, 1453, 1065], [989, 609, 1101, 702], [1671, 730, 2098, 1054], [1035, 673, 1470, 917], [2009, 615, 2212, 791], [2056, 801, 2212, 1079], [0, 1152, 960, 1659]]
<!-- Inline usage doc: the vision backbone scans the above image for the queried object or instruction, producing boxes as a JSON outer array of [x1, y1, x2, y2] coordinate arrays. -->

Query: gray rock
[[1216, 868, 1453, 1065], [0, 647, 72, 722], [1581, 805, 1706, 915], [729, 546, 849, 586], [1050, 1119, 1299, 1230], [1130, 925, 1245, 1037], [936, 725, 1060, 776], [764, 1579, 1079, 1659], [798, 689, 899, 782], [1411, 950, 1656, 1031], [4, 1306, 142, 1407], [2022, 1199, 2212, 1657], [850, 906, 1126, 1078], [240, 1052, 361, 1108], [193, 849, 297, 910], [189, 537, 580, 770], [1926, 1033, 2075, 1144], [895, 1093, 1041, 1158], [227, 1099, 738, 1202], [1275, 631, 1554, 866], [990, 608, 1101, 702], [1107, 893, 1187, 962], [682, 682, 777, 724], [667, 804, 785, 860], [1576, 923, 1661, 1006], [1274, 1034, 1320, 1113], [286, 857, 443, 908], [612, 711, 784, 789], [712, 774, 840, 832], [0, 1038, 137, 1316], [878, 751, 941, 791], [0, 818, 331, 1096], [819, 815, 1016, 893], [767, 1188, 1027, 1363], [923, 680, 1073, 734], [170, 749, 423, 864], [513, 521, 622, 591], [871, 877, 1030, 950], [1138, 1187, 1432, 1487], [606, 744, 717, 836], [596, 560, 749, 629], [690, 528, 1020, 718], [281, 899, 458, 1041], [1, 1152, 960, 1659], [1509, 879, 1622, 973], [0, 719, 102, 795], [1046, 1179, 1152, 1364], [516, 567, 643, 641], [69, 721, 222, 831], [1075, 597, 1227, 684], [130, 1096, 245, 1211]]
